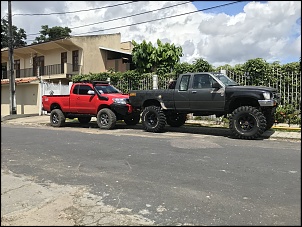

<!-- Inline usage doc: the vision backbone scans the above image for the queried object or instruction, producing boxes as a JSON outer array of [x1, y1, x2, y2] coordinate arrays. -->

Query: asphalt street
[[1, 123, 301, 226]]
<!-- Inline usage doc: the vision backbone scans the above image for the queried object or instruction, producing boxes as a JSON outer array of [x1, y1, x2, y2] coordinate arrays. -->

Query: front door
[[174, 74, 191, 110], [189, 74, 225, 111], [14, 59, 20, 78], [61, 52, 67, 74], [33, 56, 44, 76], [75, 85, 95, 113]]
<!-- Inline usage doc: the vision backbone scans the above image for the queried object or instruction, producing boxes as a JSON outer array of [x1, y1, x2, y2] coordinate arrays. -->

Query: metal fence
[[111, 70, 301, 111], [226, 69, 301, 110]]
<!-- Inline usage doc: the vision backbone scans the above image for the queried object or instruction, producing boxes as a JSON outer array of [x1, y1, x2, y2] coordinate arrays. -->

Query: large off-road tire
[[50, 109, 66, 127], [229, 106, 266, 140], [124, 112, 140, 125], [97, 108, 117, 129], [263, 108, 275, 130], [141, 106, 166, 133], [78, 116, 91, 124], [166, 113, 187, 127]]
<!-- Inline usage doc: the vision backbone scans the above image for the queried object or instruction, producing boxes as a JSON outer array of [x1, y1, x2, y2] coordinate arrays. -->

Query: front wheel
[[141, 106, 166, 133], [50, 109, 66, 127], [166, 113, 187, 127], [263, 107, 276, 130], [78, 116, 91, 124], [229, 106, 266, 140], [97, 108, 117, 129]]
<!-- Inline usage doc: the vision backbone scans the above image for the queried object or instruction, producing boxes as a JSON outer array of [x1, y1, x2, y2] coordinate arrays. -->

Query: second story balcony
[[1, 63, 80, 80]]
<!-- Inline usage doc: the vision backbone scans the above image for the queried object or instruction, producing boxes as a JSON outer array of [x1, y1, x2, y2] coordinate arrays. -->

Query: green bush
[[275, 104, 301, 126]]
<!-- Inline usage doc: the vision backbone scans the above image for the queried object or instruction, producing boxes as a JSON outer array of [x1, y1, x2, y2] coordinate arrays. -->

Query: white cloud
[[1, 1, 301, 67]]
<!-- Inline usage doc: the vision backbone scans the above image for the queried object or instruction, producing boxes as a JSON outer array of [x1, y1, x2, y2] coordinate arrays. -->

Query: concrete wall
[[1, 83, 40, 115], [120, 41, 133, 52], [107, 59, 129, 72], [71, 33, 122, 74]]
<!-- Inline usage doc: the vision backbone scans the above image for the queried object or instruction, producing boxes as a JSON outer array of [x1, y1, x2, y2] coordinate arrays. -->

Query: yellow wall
[[71, 33, 122, 74], [1, 83, 40, 115]]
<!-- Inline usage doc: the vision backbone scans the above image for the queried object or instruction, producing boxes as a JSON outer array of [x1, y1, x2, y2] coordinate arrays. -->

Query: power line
[[25, 1, 243, 42], [73, 1, 242, 36], [12, 1, 137, 16], [26, 1, 192, 36]]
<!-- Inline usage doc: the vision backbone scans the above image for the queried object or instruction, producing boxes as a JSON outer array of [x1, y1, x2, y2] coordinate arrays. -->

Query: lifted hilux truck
[[42, 81, 140, 129], [129, 72, 280, 140]]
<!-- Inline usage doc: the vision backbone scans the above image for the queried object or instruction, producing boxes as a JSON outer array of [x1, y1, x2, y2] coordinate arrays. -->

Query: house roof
[[99, 46, 132, 55], [1, 77, 39, 85]]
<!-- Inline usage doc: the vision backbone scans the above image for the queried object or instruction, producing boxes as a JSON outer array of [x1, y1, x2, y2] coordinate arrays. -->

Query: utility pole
[[8, 1, 17, 114]]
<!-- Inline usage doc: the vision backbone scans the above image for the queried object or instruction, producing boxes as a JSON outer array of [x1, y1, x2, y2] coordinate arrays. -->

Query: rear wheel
[[78, 116, 91, 124], [229, 106, 266, 140], [50, 109, 66, 127], [141, 106, 166, 133], [97, 108, 116, 129], [166, 113, 187, 127]]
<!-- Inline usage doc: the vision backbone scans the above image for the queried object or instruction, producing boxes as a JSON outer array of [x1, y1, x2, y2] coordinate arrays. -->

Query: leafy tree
[[192, 58, 213, 72], [33, 25, 71, 44], [173, 62, 194, 76], [243, 58, 269, 85], [154, 39, 183, 74], [215, 64, 232, 72], [131, 39, 183, 74], [131, 40, 155, 73], [1, 18, 27, 48]]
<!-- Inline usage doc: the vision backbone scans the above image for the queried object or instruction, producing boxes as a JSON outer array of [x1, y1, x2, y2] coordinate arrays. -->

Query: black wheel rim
[[169, 115, 180, 124], [100, 113, 109, 125], [146, 112, 157, 127], [52, 113, 59, 124], [237, 114, 256, 132]]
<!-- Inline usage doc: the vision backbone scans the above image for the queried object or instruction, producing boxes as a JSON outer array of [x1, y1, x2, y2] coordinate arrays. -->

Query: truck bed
[[42, 95, 70, 112]]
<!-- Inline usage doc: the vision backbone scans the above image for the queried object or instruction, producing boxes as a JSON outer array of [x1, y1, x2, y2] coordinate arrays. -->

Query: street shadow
[[48, 121, 274, 140]]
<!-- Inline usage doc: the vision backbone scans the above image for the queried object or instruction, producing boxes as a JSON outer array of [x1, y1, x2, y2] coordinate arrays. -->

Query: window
[[72, 50, 79, 71], [193, 74, 212, 88], [78, 85, 92, 95], [2, 62, 7, 79], [179, 75, 190, 91], [72, 85, 79, 94]]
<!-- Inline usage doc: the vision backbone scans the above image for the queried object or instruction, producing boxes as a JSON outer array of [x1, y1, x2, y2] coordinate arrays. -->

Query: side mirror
[[87, 90, 95, 95], [212, 82, 221, 89]]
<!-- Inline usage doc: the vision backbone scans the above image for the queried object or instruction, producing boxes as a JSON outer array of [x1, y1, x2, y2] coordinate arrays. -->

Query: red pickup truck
[[42, 81, 140, 129]]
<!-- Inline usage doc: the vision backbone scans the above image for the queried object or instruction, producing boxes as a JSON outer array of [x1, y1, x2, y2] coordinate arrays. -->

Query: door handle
[[77, 97, 80, 100], [191, 91, 197, 93]]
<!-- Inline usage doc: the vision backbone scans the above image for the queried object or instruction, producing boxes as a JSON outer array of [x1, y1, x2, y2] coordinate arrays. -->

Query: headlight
[[113, 98, 127, 104], [263, 92, 271, 100]]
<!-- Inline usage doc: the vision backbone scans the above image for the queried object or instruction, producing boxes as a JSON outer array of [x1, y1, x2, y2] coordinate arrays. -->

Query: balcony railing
[[1, 63, 80, 79]]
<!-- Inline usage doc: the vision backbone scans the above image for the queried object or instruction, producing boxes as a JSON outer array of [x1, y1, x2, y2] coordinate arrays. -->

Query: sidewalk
[[1, 114, 301, 141]]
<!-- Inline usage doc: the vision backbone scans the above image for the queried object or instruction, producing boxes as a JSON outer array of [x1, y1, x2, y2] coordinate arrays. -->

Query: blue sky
[[192, 1, 251, 15]]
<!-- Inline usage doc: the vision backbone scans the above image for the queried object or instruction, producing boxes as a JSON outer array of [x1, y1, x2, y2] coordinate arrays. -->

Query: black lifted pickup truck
[[129, 72, 280, 140]]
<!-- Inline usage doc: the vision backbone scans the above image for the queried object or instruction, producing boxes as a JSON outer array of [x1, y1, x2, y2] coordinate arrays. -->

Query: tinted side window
[[78, 85, 92, 95], [72, 85, 79, 94], [179, 75, 190, 91], [193, 74, 213, 88]]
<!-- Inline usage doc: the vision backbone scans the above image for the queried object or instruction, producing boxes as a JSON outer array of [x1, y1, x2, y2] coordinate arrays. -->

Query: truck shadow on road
[[56, 121, 275, 140]]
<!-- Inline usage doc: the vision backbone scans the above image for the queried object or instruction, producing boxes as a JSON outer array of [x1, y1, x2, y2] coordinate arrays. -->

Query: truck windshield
[[212, 73, 238, 86], [95, 85, 122, 94]]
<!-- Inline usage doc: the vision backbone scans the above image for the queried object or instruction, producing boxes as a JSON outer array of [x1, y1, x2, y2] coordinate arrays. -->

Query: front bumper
[[258, 99, 278, 107], [110, 103, 133, 116]]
